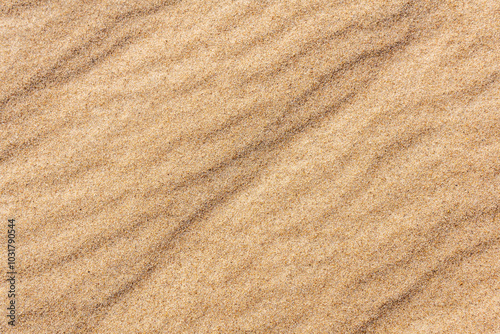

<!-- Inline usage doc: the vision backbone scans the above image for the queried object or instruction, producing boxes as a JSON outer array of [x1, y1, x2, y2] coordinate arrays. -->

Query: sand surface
[[1, 0, 500, 333]]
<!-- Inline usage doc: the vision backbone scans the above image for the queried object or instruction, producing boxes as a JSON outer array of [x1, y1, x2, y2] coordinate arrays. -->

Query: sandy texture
[[1, 0, 500, 333]]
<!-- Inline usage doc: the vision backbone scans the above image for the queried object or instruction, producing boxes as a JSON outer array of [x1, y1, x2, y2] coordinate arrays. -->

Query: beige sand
[[1, 0, 499, 333]]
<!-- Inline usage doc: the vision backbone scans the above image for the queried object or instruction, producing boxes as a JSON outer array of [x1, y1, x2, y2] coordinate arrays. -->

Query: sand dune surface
[[1, 0, 500, 333]]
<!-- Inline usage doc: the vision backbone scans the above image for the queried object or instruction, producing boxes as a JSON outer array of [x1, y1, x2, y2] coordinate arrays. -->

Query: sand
[[1, 0, 499, 333]]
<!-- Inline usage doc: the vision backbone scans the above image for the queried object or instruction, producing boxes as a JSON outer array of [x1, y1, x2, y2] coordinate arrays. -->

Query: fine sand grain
[[1, 0, 500, 333]]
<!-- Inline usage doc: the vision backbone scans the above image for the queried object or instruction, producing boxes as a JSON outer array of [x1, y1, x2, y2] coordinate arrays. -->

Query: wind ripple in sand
[[1, 0, 500, 333]]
